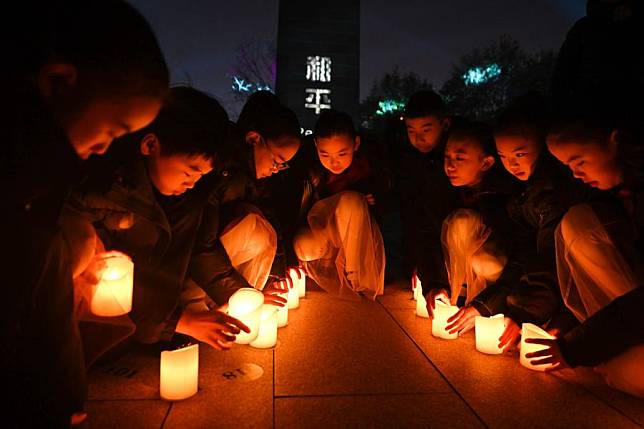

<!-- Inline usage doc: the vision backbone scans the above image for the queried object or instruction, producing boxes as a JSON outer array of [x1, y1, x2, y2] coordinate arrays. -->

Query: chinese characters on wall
[[305, 55, 332, 114]]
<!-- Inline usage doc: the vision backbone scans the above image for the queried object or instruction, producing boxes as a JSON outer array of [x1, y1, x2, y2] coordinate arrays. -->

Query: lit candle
[[250, 305, 278, 349], [412, 274, 422, 301], [289, 267, 306, 298], [277, 292, 288, 328], [227, 288, 264, 344], [160, 343, 199, 401], [520, 323, 556, 371], [475, 314, 505, 354], [416, 290, 429, 318], [431, 301, 459, 340], [90, 251, 134, 317], [287, 280, 300, 309]]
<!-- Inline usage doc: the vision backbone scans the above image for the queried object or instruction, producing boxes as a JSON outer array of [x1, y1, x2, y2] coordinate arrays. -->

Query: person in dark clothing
[[400, 91, 460, 304], [66, 88, 289, 353], [294, 110, 386, 299], [418, 121, 520, 335], [527, 114, 644, 398], [1, 1, 168, 426], [473, 93, 589, 351]]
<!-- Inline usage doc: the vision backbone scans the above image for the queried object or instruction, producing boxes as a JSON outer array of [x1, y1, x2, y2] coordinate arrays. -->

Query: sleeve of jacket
[[559, 286, 644, 367], [188, 188, 251, 306]]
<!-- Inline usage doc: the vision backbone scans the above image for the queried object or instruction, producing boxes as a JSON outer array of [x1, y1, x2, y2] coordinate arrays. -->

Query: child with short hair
[[3, 1, 168, 425], [294, 110, 385, 299], [530, 113, 644, 398]]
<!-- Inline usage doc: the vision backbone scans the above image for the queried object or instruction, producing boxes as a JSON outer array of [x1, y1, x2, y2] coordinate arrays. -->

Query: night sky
[[130, 0, 586, 115]]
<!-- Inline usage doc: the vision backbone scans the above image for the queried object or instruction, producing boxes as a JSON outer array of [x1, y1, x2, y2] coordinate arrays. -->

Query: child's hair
[[143, 86, 230, 160], [314, 109, 357, 140], [404, 90, 446, 119], [548, 114, 613, 147], [237, 91, 301, 146], [24, 0, 169, 100], [448, 120, 496, 157], [494, 91, 549, 143]]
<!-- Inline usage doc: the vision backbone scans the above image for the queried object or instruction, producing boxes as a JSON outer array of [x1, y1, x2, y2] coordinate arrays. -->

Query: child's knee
[[294, 230, 325, 261], [560, 204, 600, 247], [471, 249, 505, 282], [335, 191, 368, 218]]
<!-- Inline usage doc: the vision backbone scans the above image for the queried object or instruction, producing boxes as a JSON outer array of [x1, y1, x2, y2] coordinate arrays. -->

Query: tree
[[360, 67, 433, 129], [440, 35, 557, 121], [228, 37, 276, 110]]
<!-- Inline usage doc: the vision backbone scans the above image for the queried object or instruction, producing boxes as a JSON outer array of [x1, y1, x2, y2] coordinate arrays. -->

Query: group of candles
[[413, 276, 556, 371], [86, 252, 309, 401]]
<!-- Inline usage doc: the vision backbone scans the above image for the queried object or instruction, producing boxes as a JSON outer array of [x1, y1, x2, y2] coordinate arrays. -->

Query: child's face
[[444, 137, 494, 187], [405, 115, 446, 153], [147, 152, 213, 196], [315, 134, 360, 175], [64, 95, 162, 160], [495, 134, 542, 181], [547, 136, 622, 190], [252, 135, 300, 179]]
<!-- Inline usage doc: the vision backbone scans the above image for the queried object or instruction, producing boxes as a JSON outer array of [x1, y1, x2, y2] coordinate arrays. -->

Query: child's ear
[[140, 133, 160, 156], [481, 155, 495, 171], [354, 136, 361, 151], [245, 131, 262, 146], [37, 63, 78, 99]]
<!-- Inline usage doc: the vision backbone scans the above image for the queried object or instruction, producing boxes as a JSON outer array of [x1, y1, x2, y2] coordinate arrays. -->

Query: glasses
[[265, 140, 289, 173]]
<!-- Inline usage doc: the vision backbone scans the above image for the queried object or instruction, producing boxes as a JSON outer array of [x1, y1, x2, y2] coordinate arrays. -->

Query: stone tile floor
[[80, 281, 644, 429]]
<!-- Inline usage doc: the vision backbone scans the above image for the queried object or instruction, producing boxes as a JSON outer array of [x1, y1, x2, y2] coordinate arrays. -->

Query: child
[[528, 114, 644, 398], [400, 91, 459, 310], [486, 93, 587, 351], [3, 1, 168, 425], [67, 88, 286, 353], [294, 110, 385, 299], [430, 121, 519, 335]]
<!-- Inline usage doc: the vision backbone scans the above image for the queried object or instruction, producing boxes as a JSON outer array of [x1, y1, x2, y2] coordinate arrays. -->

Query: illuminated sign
[[305, 88, 331, 114], [306, 56, 332, 82]]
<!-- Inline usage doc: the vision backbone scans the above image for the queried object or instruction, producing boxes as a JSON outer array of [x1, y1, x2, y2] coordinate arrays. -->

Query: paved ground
[[80, 281, 644, 429]]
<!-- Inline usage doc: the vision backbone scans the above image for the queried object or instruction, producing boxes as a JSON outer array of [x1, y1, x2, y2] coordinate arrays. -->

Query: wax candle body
[[520, 323, 556, 371], [416, 291, 429, 318], [289, 268, 306, 298], [228, 288, 264, 344], [412, 274, 421, 301], [160, 344, 199, 401], [475, 314, 505, 354], [91, 252, 134, 317], [277, 292, 288, 327], [432, 302, 459, 339], [250, 305, 278, 349], [287, 280, 300, 309]]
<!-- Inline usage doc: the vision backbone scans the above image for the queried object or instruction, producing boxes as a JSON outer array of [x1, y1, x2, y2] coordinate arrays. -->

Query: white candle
[[431, 301, 459, 340], [475, 314, 505, 354], [520, 323, 556, 371], [287, 280, 300, 309], [416, 290, 429, 318], [277, 292, 288, 327], [227, 288, 264, 344], [250, 305, 278, 349], [90, 251, 134, 317], [289, 268, 306, 298], [412, 274, 421, 301], [160, 343, 199, 401]]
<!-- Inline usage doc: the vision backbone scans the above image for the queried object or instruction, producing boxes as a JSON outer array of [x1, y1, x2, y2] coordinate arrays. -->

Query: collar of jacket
[[106, 156, 171, 234]]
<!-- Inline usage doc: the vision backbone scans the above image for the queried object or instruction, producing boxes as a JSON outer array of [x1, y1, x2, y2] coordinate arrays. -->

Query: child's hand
[[176, 309, 250, 350], [446, 305, 480, 336], [365, 193, 376, 206], [426, 288, 450, 318], [525, 338, 570, 371], [498, 317, 521, 352], [262, 279, 289, 307]]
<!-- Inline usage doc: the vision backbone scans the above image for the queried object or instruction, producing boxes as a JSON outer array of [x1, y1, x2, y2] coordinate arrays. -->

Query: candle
[[250, 305, 278, 349], [412, 274, 422, 301], [416, 290, 429, 318], [520, 323, 556, 371], [90, 251, 134, 317], [475, 314, 505, 354], [277, 292, 288, 327], [289, 267, 306, 298], [431, 301, 459, 340], [160, 343, 199, 401], [227, 288, 264, 344], [287, 280, 300, 309]]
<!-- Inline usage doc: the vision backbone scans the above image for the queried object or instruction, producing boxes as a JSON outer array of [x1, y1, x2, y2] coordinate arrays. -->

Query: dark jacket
[[67, 142, 256, 343], [559, 147, 644, 367], [472, 151, 588, 324], [1, 90, 87, 426]]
